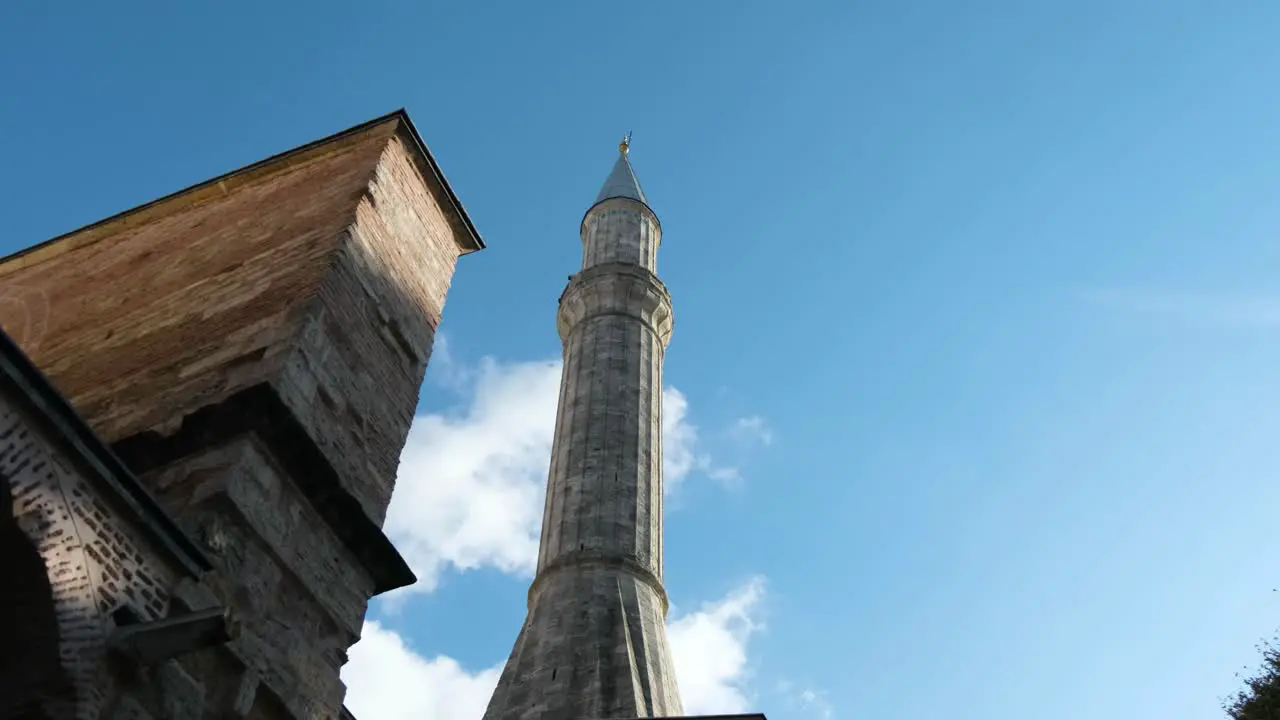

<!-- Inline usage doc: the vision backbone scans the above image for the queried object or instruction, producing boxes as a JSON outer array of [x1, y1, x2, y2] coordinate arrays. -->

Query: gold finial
[[619, 130, 632, 155]]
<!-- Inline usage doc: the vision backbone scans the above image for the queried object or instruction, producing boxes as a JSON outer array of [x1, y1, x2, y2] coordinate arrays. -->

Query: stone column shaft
[[484, 151, 684, 720]]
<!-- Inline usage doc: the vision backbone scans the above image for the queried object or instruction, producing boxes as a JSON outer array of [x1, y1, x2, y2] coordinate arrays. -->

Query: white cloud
[[663, 387, 742, 488], [351, 343, 778, 716], [668, 576, 767, 715], [777, 681, 836, 720], [797, 688, 835, 720], [424, 334, 472, 390], [382, 351, 746, 597], [343, 621, 502, 720], [384, 357, 560, 595], [731, 415, 774, 447], [343, 578, 768, 720]]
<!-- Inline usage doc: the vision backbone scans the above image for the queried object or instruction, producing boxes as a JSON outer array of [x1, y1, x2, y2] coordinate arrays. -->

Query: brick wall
[[2, 384, 366, 719], [1, 391, 180, 718], [0, 112, 482, 719], [0, 115, 473, 530], [140, 434, 376, 716], [274, 135, 465, 523], [0, 125, 395, 448]]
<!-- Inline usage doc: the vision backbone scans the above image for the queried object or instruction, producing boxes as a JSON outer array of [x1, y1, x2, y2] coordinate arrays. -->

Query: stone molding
[[527, 550, 670, 616], [580, 194, 663, 236], [557, 262, 674, 347]]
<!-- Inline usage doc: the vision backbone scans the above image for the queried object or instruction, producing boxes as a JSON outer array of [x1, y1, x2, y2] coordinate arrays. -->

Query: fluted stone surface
[[484, 152, 683, 720]]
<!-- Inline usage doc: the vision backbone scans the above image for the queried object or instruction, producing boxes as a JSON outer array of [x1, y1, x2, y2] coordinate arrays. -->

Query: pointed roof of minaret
[[594, 132, 648, 206]]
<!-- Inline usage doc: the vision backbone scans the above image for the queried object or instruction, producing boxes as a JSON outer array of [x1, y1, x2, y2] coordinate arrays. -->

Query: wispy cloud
[[731, 415, 775, 447], [1081, 288, 1280, 329], [777, 680, 836, 720], [664, 387, 743, 489], [423, 334, 474, 391]]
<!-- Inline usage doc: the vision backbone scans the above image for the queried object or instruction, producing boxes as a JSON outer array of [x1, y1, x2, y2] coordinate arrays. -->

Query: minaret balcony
[[556, 262, 674, 346]]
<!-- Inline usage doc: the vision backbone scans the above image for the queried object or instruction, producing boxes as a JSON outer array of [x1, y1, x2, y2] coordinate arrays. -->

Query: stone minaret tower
[[484, 136, 682, 720]]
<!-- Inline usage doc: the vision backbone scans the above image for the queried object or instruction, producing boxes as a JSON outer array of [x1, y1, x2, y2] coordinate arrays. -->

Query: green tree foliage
[[1226, 636, 1280, 719]]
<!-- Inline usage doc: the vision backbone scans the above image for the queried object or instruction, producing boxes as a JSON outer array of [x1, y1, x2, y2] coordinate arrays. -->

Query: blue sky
[[6, 1, 1280, 718]]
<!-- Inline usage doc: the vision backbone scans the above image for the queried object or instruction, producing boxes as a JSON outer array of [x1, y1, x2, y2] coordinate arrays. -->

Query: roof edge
[[0, 328, 212, 578], [391, 109, 486, 254], [1, 109, 484, 269]]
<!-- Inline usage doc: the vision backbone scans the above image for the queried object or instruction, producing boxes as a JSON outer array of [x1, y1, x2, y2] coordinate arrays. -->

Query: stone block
[[157, 660, 204, 720]]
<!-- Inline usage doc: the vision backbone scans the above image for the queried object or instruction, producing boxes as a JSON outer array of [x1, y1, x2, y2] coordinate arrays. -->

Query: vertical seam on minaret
[[628, 287, 643, 567], [540, 339, 573, 570], [613, 316, 626, 554], [588, 213, 599, 266], [618, 579, 653, 715], [594, 312, 608, 551], [568, 327, 585, 555], [638, 212, 648, 268], [652, 215, 660, 271], [577, 308, 600, 553], [655, 338, 665, 581], [625, 315, 635, 555], [562, 326, 587, 556], [642, 320, 654, 569], [594, 315, 612, 551], [643, 214, 652, 270], [648, 321, 657, 569], [551, 348, 569, 561], [540, 347, 559, 569], [612, 313, 623, 555]]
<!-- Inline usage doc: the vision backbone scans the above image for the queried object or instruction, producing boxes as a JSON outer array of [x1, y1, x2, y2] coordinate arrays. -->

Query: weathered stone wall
[[486, 569, 682, 720], [484, 185, 683, 719], [0, 112, 481, 719], [139, 434, 375, 716], [581, 198, 662, 273], [544, 261, 673, 577], [273, 134, 466, 523], [1, 379, 369, 720]]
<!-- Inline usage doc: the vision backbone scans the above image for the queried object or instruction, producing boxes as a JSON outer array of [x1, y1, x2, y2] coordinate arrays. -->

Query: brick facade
[[0, 111, 483, 719], [0, 337, 213, 719]]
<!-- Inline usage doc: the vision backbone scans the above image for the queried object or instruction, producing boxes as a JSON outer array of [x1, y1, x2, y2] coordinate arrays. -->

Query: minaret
[[483, 135, 682, 720]]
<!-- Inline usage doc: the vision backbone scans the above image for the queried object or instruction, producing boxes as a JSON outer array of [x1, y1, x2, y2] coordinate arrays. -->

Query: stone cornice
[[557, 262, 674, 347]]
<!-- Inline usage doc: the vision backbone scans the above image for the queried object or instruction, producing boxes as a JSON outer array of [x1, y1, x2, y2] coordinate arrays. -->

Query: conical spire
[[594, 132, 648, 205]]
